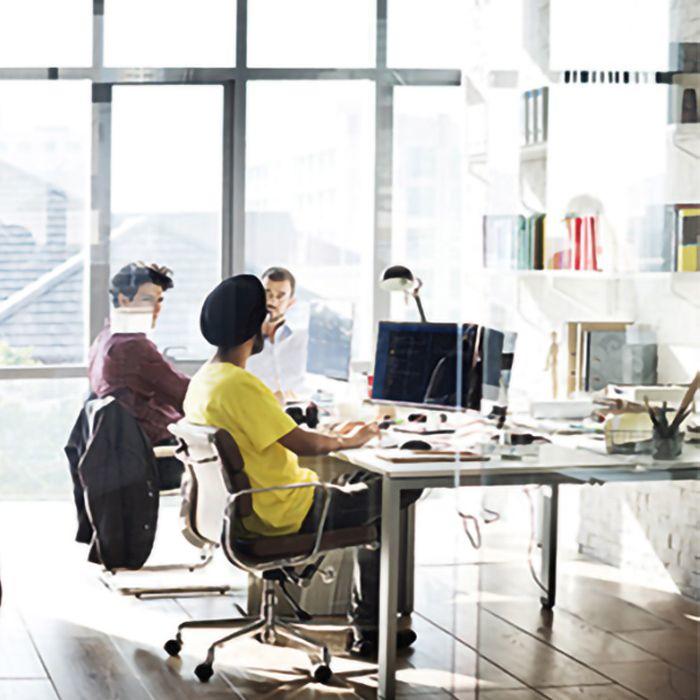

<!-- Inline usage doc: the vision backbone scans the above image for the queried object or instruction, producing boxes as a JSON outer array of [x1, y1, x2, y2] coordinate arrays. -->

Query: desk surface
[[333, 443, 700, 480]]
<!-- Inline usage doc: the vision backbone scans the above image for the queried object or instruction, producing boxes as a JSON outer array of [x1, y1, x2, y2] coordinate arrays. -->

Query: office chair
[[163, 421, 378, 684], [83, 398, 229, 598]]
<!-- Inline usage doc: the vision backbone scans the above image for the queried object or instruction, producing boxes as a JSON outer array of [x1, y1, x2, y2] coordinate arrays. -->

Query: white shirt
[[246, 324, 309, 396]]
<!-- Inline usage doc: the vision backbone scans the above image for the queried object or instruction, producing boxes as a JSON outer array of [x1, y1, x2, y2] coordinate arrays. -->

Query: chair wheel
[[311, 663, 332, 684], [164, 639, 182, 657], [194, 662, 214, 683]]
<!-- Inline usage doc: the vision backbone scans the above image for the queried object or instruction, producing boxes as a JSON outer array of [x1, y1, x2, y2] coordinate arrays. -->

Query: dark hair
[[262, 266, 296, 296], [110, 262, 174, 308]]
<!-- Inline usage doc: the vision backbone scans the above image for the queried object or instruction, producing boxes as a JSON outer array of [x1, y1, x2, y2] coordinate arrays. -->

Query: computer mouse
[[400, 439, 432, 451]]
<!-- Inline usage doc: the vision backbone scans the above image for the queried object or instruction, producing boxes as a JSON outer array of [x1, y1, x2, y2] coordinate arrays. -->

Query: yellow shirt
[[183, 361, 317, 537]]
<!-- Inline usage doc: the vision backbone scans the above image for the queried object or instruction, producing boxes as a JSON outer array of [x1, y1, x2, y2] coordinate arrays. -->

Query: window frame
[[0, 0, 461, 380]]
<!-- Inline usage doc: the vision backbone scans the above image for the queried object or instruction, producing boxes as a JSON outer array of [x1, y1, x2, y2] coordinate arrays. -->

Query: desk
[[333, 443, 700, 699]]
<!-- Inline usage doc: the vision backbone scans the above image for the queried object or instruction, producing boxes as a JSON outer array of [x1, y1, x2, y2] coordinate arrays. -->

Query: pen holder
[[651, 429, 684, 460]]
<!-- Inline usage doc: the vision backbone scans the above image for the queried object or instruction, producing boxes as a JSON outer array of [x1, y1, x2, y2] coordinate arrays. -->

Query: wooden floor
[[0, 495, 697, 700]]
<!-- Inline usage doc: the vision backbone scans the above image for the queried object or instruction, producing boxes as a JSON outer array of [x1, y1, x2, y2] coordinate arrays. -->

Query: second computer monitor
[[306, 300, 354, 381], [371, 322, 482, 410]]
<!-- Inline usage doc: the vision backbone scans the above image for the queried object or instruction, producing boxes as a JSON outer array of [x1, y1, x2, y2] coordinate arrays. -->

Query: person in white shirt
[[246, 267, 308, 401]]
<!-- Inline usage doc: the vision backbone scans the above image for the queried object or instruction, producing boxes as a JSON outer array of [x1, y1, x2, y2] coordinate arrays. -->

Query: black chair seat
[[234, 525, 377, 562]]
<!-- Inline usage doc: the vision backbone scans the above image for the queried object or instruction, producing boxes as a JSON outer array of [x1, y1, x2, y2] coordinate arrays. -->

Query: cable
[[523, 486, 549, 595], [456, 509, 482, 549]]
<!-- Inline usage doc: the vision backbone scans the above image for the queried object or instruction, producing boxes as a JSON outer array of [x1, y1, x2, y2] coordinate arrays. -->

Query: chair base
[[100, 546, 233, 598], [165, 578, 333, 683]]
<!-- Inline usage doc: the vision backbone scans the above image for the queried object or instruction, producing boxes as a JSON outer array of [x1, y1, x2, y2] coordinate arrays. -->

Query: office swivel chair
[[78, 397, 229, 598], [163, 421, 378, 684]]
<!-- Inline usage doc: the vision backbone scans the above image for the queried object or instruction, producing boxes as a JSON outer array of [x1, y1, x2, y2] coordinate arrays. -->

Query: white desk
[[332, 443, 700, 699]]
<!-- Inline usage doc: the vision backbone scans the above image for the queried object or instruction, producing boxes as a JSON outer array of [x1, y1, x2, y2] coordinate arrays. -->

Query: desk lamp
[[379, 265, 428, 322]]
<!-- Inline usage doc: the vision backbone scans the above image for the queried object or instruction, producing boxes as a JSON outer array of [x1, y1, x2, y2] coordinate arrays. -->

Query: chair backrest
[[169, 421, 252, 546]]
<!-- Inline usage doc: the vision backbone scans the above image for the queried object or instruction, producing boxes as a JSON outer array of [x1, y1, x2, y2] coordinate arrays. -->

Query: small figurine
[[544, 331, 559, 399]]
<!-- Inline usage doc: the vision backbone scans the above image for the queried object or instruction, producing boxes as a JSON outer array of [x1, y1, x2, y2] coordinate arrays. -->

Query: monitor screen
[[306, 300, 354, 381], [371, 322, 482, 410], [481, 327, 517, 413]]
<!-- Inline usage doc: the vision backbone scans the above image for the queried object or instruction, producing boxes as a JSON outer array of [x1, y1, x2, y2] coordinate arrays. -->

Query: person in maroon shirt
[[88, 262, 190, 489]]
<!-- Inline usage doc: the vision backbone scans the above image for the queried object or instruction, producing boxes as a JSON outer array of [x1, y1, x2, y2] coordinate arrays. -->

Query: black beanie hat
[[200, 274, 267, 348]]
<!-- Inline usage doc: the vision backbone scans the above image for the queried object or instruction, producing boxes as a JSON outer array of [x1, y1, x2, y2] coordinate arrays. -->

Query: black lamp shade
[[379, 265, 415, 292]]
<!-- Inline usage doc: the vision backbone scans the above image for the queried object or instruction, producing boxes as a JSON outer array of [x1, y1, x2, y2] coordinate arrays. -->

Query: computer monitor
[[371, 322, 482, 410], [306, 300, 354, 381], [481, 327, 517, 415]]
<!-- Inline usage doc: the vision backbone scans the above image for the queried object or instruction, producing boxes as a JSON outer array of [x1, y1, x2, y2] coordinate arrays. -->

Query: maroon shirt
[[88, 325, 190, 445]]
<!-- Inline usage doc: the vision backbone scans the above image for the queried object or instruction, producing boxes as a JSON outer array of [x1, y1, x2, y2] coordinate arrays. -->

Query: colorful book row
[[483, 214, 601, 271]]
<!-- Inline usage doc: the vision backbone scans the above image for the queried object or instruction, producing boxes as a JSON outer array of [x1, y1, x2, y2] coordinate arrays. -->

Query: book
[[483, 215, 525, 270], [677, 208, 700, 271]]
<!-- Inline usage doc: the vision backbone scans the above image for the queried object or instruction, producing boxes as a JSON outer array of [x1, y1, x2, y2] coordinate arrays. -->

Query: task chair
[[163, 421, 378, 684], [83, 398, 229, 598]]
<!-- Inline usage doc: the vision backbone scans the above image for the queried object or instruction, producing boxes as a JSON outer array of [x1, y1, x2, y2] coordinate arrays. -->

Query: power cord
[[523, 486, 549, 595], [456, 505, 500, 549]]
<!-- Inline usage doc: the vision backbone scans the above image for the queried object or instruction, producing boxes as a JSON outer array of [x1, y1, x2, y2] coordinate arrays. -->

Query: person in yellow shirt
[[185, 274, 419, 657]]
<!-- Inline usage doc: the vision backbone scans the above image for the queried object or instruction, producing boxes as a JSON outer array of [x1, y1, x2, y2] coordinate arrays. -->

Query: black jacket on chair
[[65, 398, 159, 570]]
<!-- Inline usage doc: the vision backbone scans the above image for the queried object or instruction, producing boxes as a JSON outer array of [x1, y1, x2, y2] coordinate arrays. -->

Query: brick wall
[[577, 481, 700, 600]]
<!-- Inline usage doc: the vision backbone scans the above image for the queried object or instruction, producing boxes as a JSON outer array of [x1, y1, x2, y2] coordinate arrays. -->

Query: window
[[246, 81, 375, 358], [392, 87, 466, 322], [550, 0, 670, 71], [0, 1, 92, 67], [0, 379, 87, 498], [388, 0, 465, 69], [111, 86, 223, 360], [105, 0, 237, 67], [0, 82, 91, 366], [248, 0, 375, 68]]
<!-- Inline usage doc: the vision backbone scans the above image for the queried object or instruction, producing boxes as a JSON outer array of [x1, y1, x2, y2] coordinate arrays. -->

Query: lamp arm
[[412, 278, 428, 322]]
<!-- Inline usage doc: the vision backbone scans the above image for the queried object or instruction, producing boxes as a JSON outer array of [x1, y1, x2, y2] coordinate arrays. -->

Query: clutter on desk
[[530, 399, 594, 419], [606, 383, 690, 405], [603, 411, 654, 455], [285, 402, 320, 429], [643, 372, 699, 458], [377, 449, 487, 464]]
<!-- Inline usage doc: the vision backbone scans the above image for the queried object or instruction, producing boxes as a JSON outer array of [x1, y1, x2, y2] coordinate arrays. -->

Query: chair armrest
[[223, 481, 355, 573]]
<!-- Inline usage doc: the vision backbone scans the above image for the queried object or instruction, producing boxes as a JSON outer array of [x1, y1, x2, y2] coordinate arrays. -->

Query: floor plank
[[406, 614, 528, 694], [596, 660, 699, 700], [0, 679, 58, 700], [415, 572, 610, 690], [26, 621, 152, 700], [615, 628, 699, 674], [0, 606, 46, 679], [481, 601, 657, 665], [454, 690, 548, 699], [107, 597, 239, 699], [540, 686, 642, 700]]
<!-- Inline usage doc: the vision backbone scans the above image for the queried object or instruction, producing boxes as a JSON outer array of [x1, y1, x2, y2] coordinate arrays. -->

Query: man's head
[[262, 266, 296, 321], [110, 262, 174, 327], [200, 274, 268, 359]]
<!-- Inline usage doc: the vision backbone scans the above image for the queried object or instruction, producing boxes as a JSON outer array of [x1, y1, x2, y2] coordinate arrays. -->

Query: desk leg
[[399, 503, 415, 615], [539, 484, 559, 610], [378, 477, 400, 700]]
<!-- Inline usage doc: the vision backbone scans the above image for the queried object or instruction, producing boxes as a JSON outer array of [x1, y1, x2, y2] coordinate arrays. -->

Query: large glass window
[[248, 0, 375, 68], [550, 0, 670, 71], [246, 81, 375, 358], [388, 0, 466, 68], [0, 1, 92, 67], [0, 378, 87, 498], [0, 82, 91, 366], [392, 87, 466, 323], [110, 86, 223, 360], [105, 0, 237, 67]]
